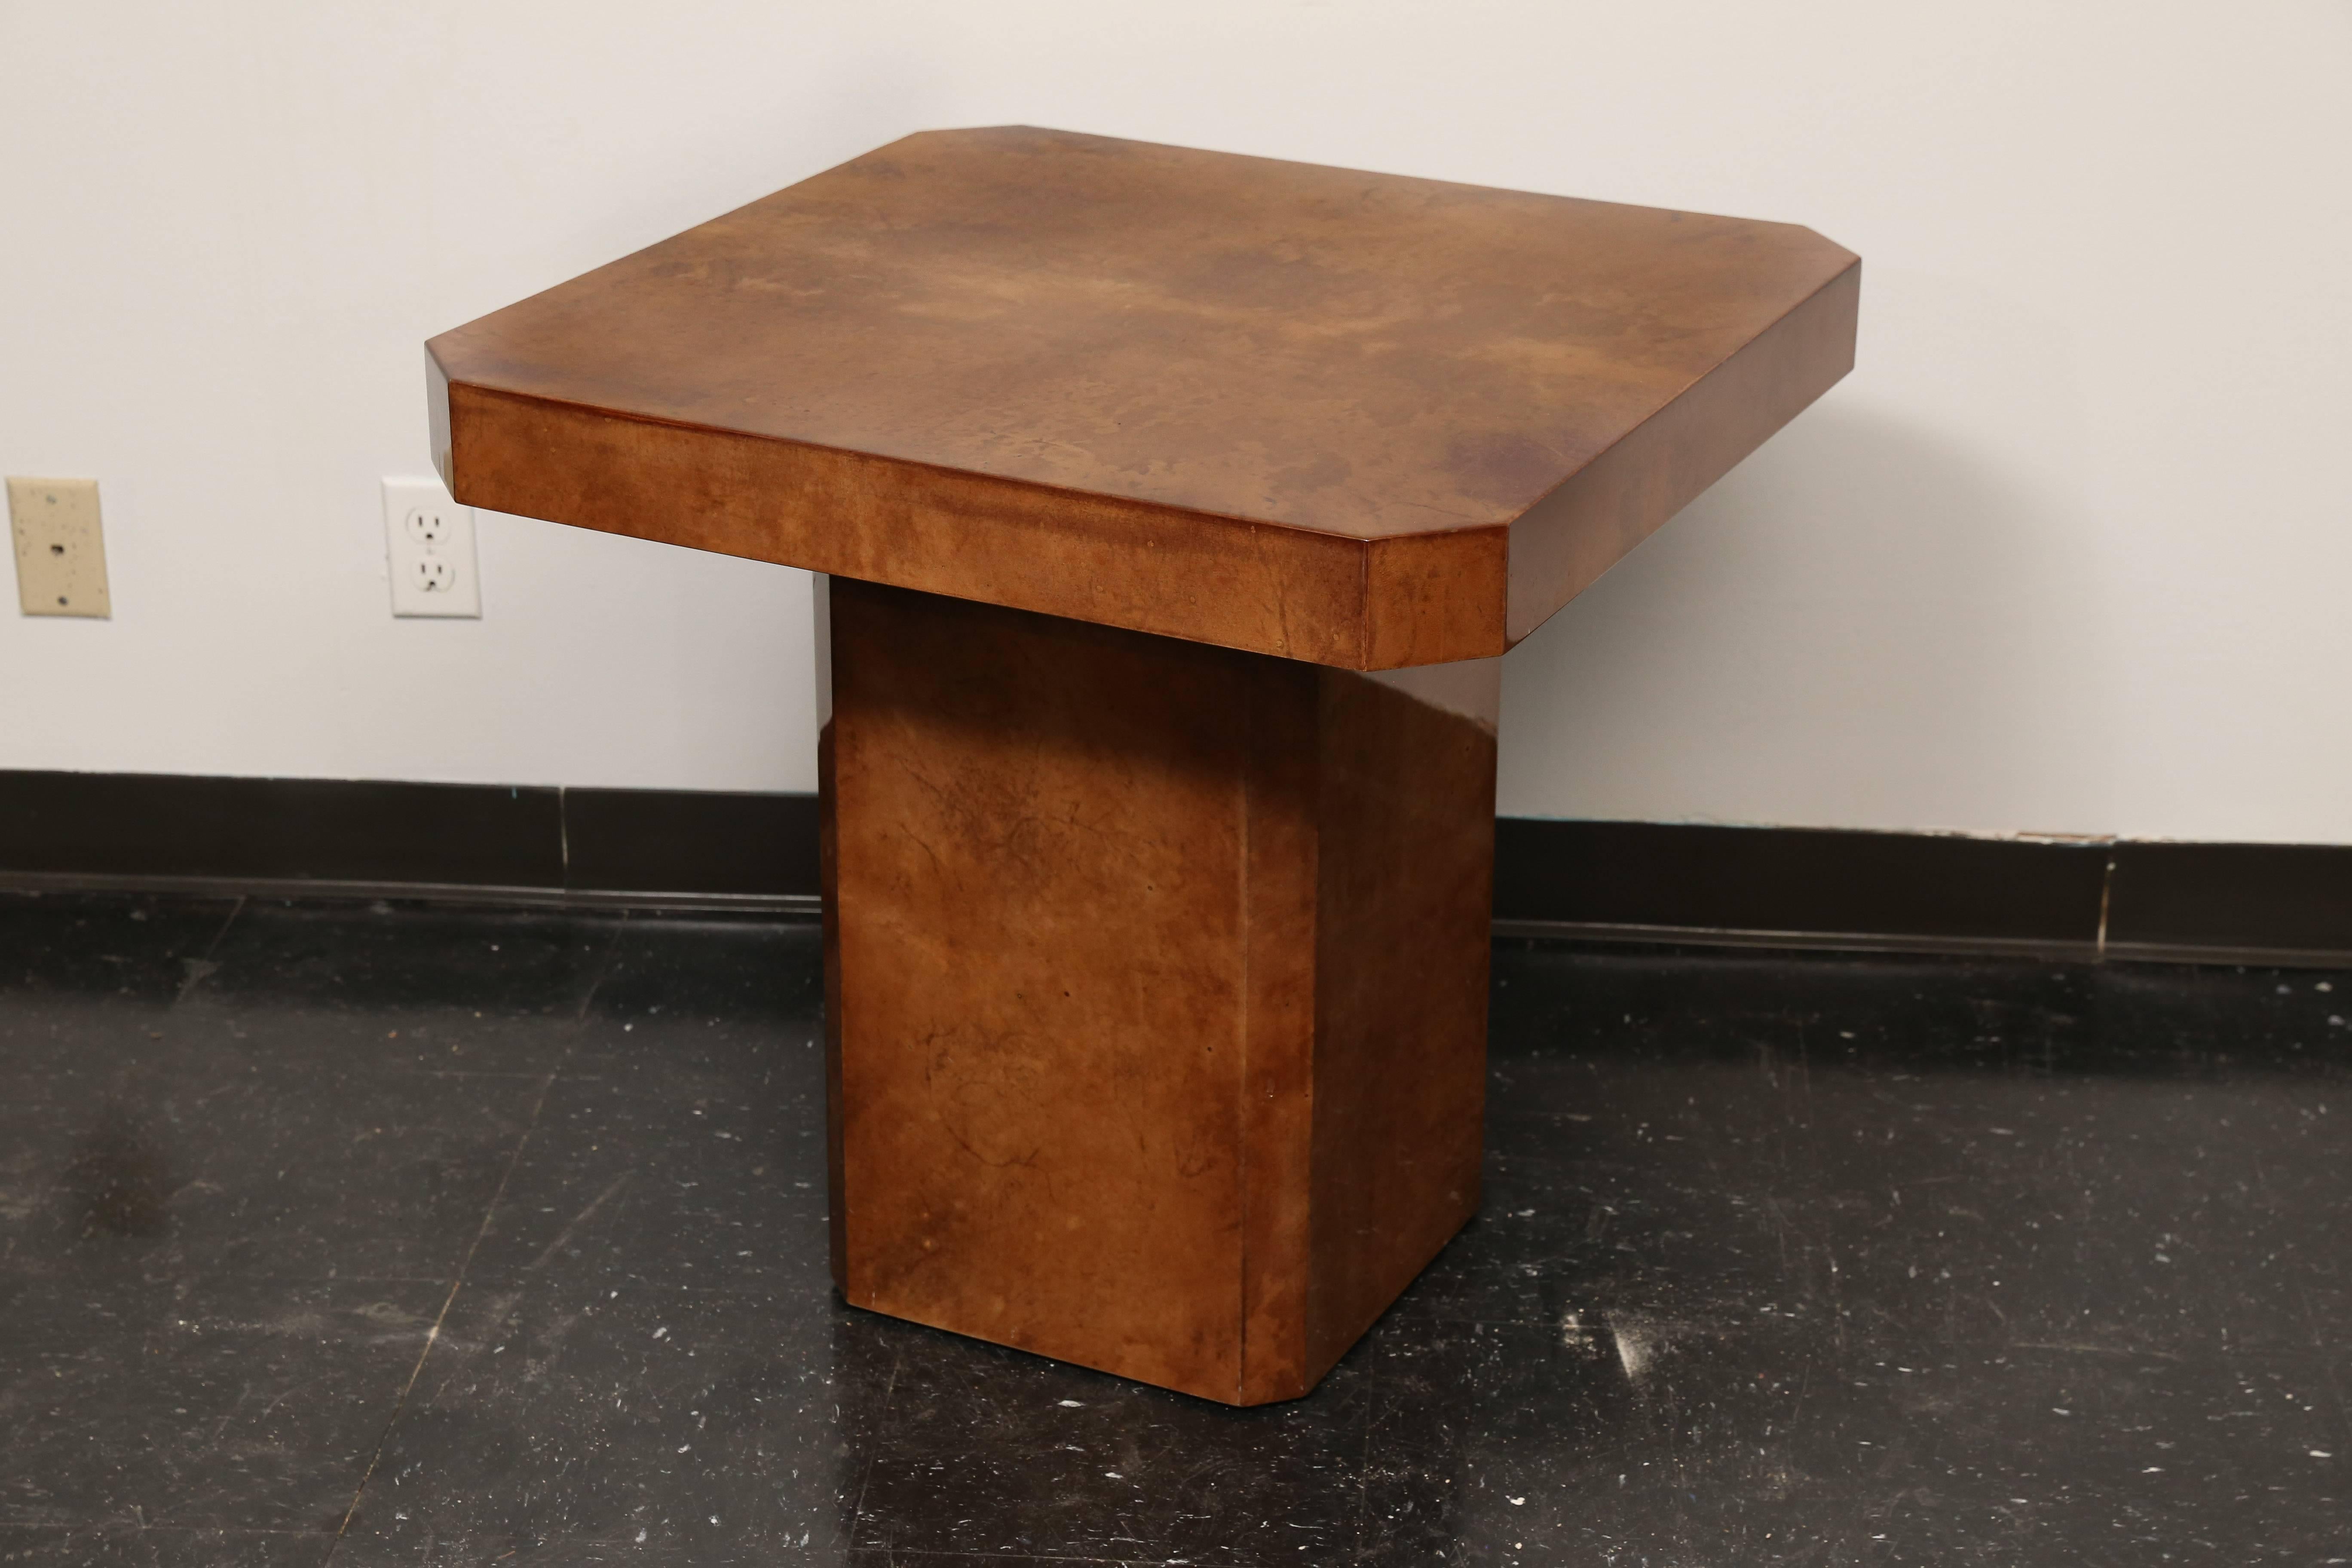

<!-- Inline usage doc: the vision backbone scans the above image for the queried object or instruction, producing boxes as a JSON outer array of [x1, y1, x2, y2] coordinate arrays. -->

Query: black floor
[[0, 891, 2345, 1566]]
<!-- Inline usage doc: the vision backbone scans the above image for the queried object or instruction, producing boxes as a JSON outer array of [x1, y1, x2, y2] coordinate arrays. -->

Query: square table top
[[428, 126, 1856, 669]]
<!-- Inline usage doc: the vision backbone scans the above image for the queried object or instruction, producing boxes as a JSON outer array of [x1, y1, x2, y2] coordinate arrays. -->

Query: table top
[[429, 126, 1856, 668]]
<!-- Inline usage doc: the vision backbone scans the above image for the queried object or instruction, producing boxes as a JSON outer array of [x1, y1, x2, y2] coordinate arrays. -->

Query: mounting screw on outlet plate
[[383, 478, 480, 618]]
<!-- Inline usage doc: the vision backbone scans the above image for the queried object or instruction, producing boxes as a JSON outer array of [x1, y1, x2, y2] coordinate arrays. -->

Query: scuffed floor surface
[[0, 891, 2346, 1566]]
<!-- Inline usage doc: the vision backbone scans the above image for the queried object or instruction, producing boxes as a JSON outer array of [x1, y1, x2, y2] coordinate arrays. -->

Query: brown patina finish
[[428, 125, 1856, 668], [426, 128, 1856, 1403], [821, 579, 1493, 1403]]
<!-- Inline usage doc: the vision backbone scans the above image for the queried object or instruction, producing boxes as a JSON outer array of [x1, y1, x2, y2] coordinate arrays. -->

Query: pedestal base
[[819, 578, 1497, 1404]]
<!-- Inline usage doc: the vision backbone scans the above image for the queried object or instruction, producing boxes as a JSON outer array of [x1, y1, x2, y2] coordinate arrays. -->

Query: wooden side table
[[427, 127, 1857, 1404]]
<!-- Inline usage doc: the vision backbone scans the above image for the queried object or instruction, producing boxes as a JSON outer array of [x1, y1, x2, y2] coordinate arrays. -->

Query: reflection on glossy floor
[[0, 891, 2345, 1565]]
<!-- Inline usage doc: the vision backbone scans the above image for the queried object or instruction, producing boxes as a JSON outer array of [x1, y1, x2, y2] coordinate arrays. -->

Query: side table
[[427, 126, 1857, 1404]]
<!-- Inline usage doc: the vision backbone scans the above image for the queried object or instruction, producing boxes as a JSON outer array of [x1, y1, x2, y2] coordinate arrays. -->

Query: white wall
[[3, 1, 2346, 843]]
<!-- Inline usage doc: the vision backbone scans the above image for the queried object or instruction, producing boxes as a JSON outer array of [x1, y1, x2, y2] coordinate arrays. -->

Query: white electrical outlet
[[383, 477, 480, 618]]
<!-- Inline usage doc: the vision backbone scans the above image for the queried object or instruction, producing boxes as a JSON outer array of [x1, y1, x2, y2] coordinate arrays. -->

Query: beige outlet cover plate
[[8, 477, 111, 617]]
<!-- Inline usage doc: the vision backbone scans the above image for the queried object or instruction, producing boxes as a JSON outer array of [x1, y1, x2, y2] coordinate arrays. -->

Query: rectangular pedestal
[[818, 577, 1496, 1404]]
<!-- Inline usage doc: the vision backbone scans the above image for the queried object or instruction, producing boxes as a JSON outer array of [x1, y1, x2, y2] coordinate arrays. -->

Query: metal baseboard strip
[[1495, 918, 2351, 970], [0, 869, 822, 918], [7, 872, 2346, 969], [2098, 939, 2352, 971], [1491, 918, 2105, 964]]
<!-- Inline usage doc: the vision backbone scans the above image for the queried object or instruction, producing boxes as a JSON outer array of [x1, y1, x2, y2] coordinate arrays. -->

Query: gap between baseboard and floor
[[2, 770, 2348, 968]]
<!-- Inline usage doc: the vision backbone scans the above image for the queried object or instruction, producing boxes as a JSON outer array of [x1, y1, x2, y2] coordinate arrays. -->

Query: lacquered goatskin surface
[[823, 580, 1491, 1403], [2, 891, 2347, 1563], [428, 126, 1858, 667]]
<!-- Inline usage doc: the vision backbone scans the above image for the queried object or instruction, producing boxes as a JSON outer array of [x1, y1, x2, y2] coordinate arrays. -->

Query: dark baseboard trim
[[1492, 818, 2350, 969], [0, 770, 818, 901], [4, 770, 2347, 967]]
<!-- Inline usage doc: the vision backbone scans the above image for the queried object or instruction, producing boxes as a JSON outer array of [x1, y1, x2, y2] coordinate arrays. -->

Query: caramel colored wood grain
[[1504, 260, 1861, 641], [446, 382, 1372, 667], [824, 579, 1496, 1402], [429, 126, 1855, 669], [1234, 658, 1322, 1405], [1305, 671, 1494, 1372], [830, 580, 1265, 1395]]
